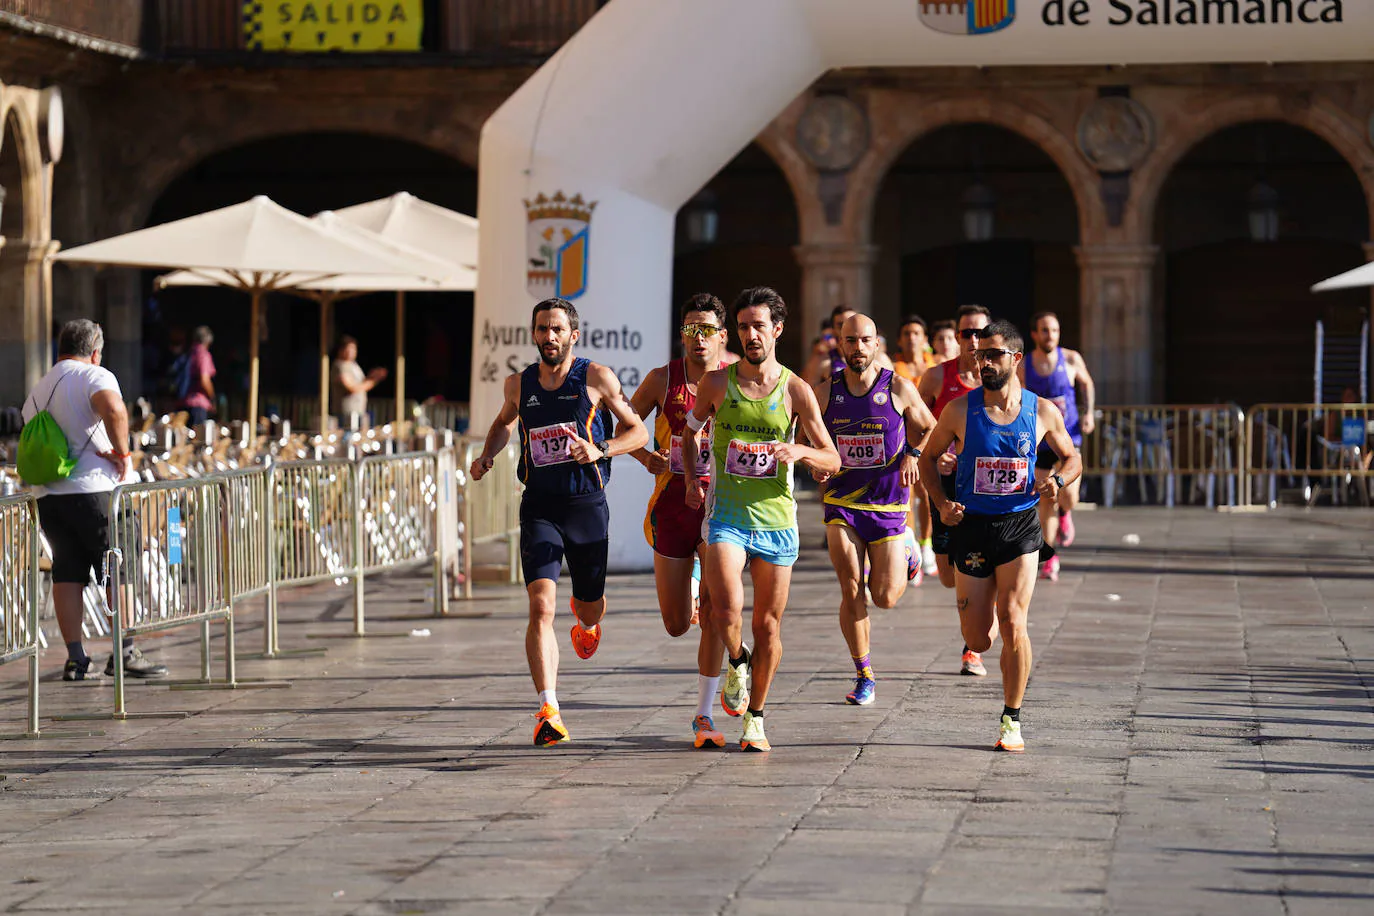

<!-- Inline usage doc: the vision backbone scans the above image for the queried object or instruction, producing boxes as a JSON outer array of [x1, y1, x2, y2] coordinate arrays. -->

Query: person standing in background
[[332, 335, 387, 430], [179, 325, 216, 426]]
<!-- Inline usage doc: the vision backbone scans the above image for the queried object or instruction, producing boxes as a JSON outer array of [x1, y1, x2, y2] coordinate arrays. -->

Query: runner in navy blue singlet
[[471, 297, 648, 747], [919, 320, 1081, 755]]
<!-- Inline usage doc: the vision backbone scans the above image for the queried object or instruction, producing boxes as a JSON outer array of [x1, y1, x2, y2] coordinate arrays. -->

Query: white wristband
[[684, 411, 707, 433]]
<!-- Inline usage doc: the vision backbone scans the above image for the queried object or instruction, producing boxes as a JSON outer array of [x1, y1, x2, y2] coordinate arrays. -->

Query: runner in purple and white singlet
[[813, 314, 934, 707]]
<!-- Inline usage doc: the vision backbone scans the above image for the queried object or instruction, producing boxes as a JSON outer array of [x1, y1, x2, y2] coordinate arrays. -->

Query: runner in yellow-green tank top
[[706, 362, 796, 531], [682, 287, 841, 753]]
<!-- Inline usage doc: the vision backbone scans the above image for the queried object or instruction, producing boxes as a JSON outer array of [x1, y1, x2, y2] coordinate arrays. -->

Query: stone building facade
[[2, 5, 1372, 409]]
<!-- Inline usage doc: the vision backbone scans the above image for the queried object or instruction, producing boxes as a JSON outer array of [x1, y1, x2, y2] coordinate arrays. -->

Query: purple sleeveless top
[[821, 367, 909, 513], [1023, 348, 1081, 445]]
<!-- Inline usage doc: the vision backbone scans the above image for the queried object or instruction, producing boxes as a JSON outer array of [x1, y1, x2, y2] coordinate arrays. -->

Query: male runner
[[815, 314, 934, 706], [628, 293, 732, 749], [684, 286, 840, 752], [1021, 311, 1096, 581], [917, 304, 991, 676], [930, 320, 960, 366], [804, 305, 858, 385], [470, 297, 648, 747], [919, 320, 1081, 753], [892, 314, 939, 576]]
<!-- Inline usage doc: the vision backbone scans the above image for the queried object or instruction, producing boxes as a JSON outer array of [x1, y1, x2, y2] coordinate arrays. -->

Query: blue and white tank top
[[956, 388, 1040, 515]]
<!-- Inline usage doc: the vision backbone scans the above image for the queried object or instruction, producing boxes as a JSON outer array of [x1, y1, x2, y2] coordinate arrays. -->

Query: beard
[[539, 341, 569, 366], [845, 352, 870, 372], [981, 367, 1013, 390], [744, 344, 768, 366]]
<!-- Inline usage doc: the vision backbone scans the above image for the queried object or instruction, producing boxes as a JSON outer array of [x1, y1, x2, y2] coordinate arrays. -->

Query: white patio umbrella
[[332, 193, 479, 421], [1312, 261, 1374, 293], [53, 196, 447, 428], [158, 210, 476, 432]]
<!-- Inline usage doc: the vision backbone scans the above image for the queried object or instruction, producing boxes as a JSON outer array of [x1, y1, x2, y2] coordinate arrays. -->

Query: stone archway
[[0, 90, 52, 406]]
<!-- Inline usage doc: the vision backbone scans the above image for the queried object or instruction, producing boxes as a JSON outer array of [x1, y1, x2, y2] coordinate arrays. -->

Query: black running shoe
[[106, 647, 169, 679], [62, 657, 103, 681]]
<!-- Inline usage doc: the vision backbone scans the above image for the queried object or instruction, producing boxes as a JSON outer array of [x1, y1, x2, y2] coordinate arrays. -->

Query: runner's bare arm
[[570, 364, 648, 464], [892, 374, 935, 488], [919, 399, 965, 525], [1034, 399, 1082, 502], [1068, 349, 1097, 434], [916, 366, 941, 412], [775, 375, 840, 475], [807, 375, 835, 482], [683, 369, 726, 509], [471, 373, 521, 481], [624, 365, 668, 472]]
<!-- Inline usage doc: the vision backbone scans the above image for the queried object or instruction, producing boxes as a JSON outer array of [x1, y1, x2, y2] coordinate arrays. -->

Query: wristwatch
[[905, 444, 922, 459], [1051, 473, 1065, 488], [594, 439, 609, 456]]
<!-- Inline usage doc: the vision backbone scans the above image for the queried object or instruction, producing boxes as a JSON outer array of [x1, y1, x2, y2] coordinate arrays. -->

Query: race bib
[[973, 456, 1029, 496], [1050, 395, 1069, 417], [528, 422, 578, 467], [669, 431, 712, 477], [725, 439, 777, 478], [837, 433, 884, 469]]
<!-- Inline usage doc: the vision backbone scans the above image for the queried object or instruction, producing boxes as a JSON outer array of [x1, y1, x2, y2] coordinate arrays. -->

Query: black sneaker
[[105, 646, 169, 679], [62, 657, 103, 681]]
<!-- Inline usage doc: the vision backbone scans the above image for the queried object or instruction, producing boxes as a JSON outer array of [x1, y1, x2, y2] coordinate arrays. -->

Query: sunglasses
[[958, 327, 989, 340], [974, 347, 1018, 362], [680, 323, 723, 338]]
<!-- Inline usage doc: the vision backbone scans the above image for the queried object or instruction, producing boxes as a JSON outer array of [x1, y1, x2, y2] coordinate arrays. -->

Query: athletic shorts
[[519, 491, 610, 602], [824, 504, 907, 545], [1036, 439, 1080, 471], [928, 473, 957, 556], [646, 486, 706, 560], [706, 519, 798, 568], [949, 506, 1054, 579], [37, 493, 112, 585]]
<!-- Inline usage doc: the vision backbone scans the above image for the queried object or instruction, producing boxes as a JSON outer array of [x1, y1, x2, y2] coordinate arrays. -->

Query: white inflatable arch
[[474, 0, 1371, 571]]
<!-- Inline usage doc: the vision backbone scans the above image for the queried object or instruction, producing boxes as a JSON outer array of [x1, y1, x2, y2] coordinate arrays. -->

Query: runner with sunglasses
[[919, 320, 1080, 753], [916, 304, 995, 676], [814, 313, 935, 706], [626, 293, 737, 749]]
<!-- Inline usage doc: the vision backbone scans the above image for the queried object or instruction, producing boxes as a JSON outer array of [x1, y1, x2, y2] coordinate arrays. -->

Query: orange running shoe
[[960, 648, 988, 677], [569, 598, 601, 659], [534, 703, 570, 747], [692, 714, 725, 749]]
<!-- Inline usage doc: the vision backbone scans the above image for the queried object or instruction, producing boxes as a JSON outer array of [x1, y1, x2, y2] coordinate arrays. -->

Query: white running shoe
[[921, 545, 938, 576], [994, 714, 1025, 753]]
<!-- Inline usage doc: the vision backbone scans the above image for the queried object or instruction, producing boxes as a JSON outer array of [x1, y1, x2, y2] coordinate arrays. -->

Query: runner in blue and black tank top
[[1023, 311, 1098, 579], [470, 297, 648, 747], [816, 315, 934, 708], [918, 320, 1082, 756]]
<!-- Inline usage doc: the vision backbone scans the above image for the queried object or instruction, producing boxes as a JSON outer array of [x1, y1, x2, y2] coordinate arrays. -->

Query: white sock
[[697, 675, 720, 718], [689, 576, 700, 603], [539, 689, 558, 709]]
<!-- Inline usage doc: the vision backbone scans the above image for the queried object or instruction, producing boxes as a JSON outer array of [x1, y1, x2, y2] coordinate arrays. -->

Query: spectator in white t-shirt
[[331, 335, 387, 430], [22, 320, 169, 681]]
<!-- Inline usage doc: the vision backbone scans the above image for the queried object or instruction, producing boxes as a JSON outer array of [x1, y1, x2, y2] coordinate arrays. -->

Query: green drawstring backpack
[[17, 371, 95, 486]]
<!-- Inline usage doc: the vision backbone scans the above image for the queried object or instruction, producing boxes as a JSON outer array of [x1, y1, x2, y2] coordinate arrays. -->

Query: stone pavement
[[2, 501, 1374, 914]]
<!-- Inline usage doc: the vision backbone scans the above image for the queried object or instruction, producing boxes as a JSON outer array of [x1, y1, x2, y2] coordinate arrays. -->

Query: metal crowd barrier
[[1082, 404, 1245, 508], [268, 459, 363, 644], [220, 465, 284, 658], [82, 478, 236, 719], [458, 438, 522, 598], [0, 493, 41, 738], [1243, 404, 1374, 508], [358, 452, 448, 616]]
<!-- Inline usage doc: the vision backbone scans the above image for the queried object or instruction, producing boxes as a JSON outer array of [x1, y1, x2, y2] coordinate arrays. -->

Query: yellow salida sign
[[243, 1, 423, 52]]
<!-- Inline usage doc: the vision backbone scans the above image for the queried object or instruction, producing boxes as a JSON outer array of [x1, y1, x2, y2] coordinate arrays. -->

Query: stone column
[[0, 238, 56, 406], [792, 242, 879, 345], [1364, 242, 1374, 402], [1075, 243, 1159, 405]]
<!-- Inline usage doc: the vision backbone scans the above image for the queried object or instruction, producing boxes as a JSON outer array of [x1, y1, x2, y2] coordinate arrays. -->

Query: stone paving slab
[[2, 502, 1374, 913]]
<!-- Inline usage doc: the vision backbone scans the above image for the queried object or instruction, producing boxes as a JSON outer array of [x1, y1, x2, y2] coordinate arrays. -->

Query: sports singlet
[[933, 358, 978, 420], [707, 363, 795, 531], [956, 388, 1041, 516], [822, 368, 908, 514], [517, 357, 610, 497], [644, 358, 718, 516], [1023, 348, 1081, 445]]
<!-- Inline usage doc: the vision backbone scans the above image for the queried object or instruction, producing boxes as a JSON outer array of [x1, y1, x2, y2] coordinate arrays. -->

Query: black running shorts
[[949, 506, 1054, 579], [519, 491, 610, 602]]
